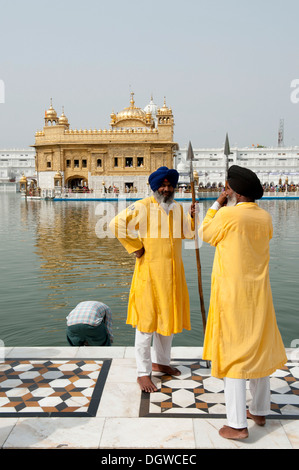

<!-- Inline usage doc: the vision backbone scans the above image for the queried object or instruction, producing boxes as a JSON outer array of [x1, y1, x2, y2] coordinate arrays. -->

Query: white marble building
[[175, 146, 299, 187], [2, 145, 299, 193], [0, 149, 36, 182]]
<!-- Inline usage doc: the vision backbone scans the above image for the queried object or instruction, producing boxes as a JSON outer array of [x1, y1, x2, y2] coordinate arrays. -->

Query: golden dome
[[19, 174, 27, 183], [45, 99, 57, 119], [58, 107, 69, 125], [158, 97, 172, 115], [114, 92, 146, 123]]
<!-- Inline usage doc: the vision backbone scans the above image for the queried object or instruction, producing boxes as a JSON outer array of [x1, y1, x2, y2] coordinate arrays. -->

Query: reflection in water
[[261, 199, 299, 346], [0, 193, 298, 347], [33, 200, 136, 345]]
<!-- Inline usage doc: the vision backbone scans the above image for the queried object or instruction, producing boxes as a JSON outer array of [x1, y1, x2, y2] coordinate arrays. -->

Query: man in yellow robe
[[200, 165, 287, 439], [110, 167, 194, 393]]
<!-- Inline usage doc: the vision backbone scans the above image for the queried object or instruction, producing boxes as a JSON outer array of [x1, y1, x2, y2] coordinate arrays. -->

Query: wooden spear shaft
[[190, 179, 207, 334], [187, 141, 209, 367]]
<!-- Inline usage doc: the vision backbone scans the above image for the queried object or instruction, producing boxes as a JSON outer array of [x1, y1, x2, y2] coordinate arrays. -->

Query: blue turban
[[148, 166, 179, 192]]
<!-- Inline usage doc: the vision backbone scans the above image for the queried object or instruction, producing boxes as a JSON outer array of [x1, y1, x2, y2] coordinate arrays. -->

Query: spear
[[187, 141, 207, 336], [224, 133, 232, 188]]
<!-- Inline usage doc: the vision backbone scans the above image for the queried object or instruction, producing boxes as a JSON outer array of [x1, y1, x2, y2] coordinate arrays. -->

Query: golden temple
[[33, 93, 178, 193]]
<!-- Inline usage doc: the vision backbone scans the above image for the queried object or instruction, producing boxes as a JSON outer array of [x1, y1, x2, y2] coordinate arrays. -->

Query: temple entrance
[[66, 176, 88, 190]]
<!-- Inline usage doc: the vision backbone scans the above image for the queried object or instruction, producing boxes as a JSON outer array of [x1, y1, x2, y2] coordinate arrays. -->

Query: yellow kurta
[[109, 196, 193, 336], [200, 202, 287, 379]]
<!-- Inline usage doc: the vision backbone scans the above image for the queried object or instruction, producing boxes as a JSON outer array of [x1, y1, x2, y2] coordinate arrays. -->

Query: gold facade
[[33, 94, 178, 192]]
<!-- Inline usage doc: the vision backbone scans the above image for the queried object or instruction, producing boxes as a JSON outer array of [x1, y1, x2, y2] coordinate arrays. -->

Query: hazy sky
[[1, 0, 299, 150]]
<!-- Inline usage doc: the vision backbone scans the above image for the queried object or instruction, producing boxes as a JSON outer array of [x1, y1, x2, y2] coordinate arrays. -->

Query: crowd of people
[[178, 181, 299, 193], [62, 180, 299, 195]]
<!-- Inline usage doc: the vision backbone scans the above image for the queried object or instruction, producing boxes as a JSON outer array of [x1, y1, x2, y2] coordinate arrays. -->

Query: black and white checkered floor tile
[[0, 359, 111, 417], [139, 359, 299, 418], [1, 357, 298, 419]]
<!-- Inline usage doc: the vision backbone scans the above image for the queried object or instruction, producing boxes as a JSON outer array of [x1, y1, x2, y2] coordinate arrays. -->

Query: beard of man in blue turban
[[149, 166, 179, 204]]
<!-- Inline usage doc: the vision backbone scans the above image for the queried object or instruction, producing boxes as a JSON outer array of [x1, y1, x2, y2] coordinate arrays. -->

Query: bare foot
[[137, 376, 158, 393], [219, 425, 248, 440], [152, 363, 181, 376], [247, 410, 266, 426]]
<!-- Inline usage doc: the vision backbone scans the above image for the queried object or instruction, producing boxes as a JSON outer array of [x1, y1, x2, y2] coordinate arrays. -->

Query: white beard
[[153, 190, 175, 214], [226, 193, 238, 207], [153, 190, 175, 205]]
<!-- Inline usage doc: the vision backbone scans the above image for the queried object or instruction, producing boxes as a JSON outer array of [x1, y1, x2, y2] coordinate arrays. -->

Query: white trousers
[[223, 376, 271, 429], [135, 329, 173, 377]]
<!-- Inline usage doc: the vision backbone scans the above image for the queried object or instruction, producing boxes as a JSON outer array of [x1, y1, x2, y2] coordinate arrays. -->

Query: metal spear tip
[[224, 133, 232, 156], [187, 141, 194, 161]]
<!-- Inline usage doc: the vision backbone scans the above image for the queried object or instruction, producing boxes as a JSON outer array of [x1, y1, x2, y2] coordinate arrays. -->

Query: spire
[[130, 91, 135, 108]]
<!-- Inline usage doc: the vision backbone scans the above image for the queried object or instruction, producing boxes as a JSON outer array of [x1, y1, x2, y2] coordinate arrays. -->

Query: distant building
[[175, 145, 299, 187], [33, 94, 178, 193], [3, 96, 299, 195], [0, 149, 36, 182]]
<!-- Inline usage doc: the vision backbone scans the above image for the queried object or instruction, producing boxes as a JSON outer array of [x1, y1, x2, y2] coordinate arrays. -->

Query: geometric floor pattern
[[0, 359, 111, 417], [140, 359, 299, 419], [1, 356, 298, 420]]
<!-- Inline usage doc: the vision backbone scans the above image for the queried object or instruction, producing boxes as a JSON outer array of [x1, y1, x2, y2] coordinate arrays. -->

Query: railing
[[49, 188, 299, 200], [55, 189, 152, 199], [262, 190, 299, 197]]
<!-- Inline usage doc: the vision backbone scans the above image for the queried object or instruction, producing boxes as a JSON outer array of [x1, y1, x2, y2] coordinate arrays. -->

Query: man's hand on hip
[[134, 247, 145, 258]]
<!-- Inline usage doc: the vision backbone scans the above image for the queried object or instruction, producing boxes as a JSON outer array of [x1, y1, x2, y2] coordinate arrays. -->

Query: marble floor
[[0, 346, 298, 450], [0, 358, 111, 417]]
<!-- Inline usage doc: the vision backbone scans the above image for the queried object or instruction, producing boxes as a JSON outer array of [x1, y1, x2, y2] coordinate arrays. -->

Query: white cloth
[[210, 201, 221, 211], [135, 329, 173, 377], [223, 376, 271, 429], [159, 201, 175, 215], [210, 201, 245, 211]]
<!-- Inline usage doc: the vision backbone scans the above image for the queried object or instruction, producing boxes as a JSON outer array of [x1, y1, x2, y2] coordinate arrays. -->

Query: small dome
[[19, 174, 27, 183], [144, 96, 158, 117], [58, 107, 69, 125], [46, 99, 57, 119], [158, 97, 172, 115]]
